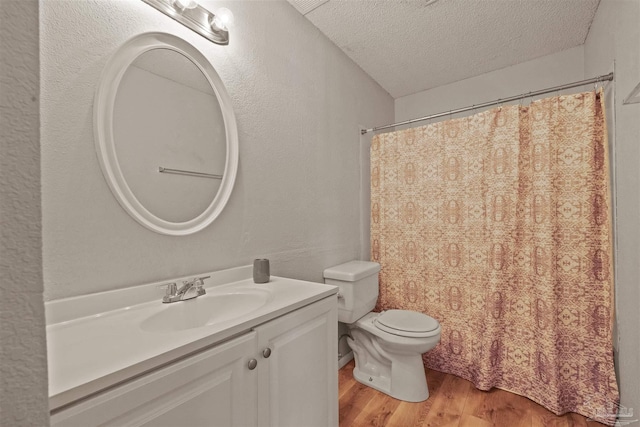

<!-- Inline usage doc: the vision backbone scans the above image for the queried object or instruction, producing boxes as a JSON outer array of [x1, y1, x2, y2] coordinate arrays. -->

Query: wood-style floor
[[338, 360, 606, 427]]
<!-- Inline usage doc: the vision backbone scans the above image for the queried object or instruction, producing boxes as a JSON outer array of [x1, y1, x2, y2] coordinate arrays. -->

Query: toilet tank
[[323, 261, 381, 323]]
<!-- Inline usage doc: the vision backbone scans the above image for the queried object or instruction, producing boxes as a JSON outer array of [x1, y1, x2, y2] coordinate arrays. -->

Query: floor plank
[[386, 369, 447, 427], [528, 397, 569, 427], [339, 380, 378, 427], [338, 360, 608, 427], [338, 360, 355, 398], [458, 414, 492, 427], [466, 387, 531, 427], [565, 412, 590, 427], [352, 391, 402, 427], [422, 374, 472, 427]]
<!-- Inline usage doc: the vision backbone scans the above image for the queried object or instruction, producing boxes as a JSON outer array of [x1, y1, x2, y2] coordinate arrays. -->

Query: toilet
[[324, 260, 441, 402]]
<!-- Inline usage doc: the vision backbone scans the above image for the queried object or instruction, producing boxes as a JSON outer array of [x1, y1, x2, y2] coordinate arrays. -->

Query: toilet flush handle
[[337, 291, 344, 299]]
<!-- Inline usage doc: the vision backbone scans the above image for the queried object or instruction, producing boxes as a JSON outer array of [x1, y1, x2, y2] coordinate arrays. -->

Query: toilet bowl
[[323, 261, 441, 402]]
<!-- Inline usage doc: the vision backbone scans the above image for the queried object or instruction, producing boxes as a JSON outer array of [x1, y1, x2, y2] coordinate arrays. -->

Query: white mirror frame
[[94, 32, 238, 236]]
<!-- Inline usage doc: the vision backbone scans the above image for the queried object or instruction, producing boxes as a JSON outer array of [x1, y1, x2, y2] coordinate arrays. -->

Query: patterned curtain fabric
[[371, 90, 618, 425]]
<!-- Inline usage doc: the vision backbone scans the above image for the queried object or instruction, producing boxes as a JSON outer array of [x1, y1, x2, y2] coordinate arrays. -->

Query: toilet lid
[[374, 310, 440, 337]]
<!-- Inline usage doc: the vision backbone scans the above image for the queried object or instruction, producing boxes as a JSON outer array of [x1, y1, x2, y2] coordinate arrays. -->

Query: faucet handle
[[195, 276, 210, 288], [194, 276, 209, 296], [162, 282, 177, 297]]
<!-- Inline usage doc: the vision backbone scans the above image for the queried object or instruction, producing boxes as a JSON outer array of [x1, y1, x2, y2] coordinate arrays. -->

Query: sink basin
[[140, 288, 271, 333]]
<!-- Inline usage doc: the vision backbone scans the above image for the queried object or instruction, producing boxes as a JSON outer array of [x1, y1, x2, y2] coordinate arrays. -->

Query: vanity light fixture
[[210, 7, 234, 31], [141, 0, 232, 45]]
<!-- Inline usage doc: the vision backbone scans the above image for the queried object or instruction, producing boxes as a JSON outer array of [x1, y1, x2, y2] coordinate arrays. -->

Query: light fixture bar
[[141, 0, 229, 45]]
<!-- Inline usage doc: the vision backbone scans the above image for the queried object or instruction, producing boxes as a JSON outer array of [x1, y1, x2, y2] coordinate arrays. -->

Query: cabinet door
[[51, 331, 258, 427], [255, 296, 338, 427]]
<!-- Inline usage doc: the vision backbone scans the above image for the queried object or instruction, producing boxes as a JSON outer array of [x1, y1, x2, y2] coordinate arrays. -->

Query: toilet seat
[[374, 310, 440, 338]]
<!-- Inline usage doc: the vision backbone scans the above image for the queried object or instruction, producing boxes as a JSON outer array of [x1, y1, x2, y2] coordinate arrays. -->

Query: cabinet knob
[[262, 348, 272, 358], [248, 359, 258, 370]]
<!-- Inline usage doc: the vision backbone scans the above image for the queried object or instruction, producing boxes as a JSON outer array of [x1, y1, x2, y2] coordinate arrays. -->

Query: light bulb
[[173, 0, 198, 10], [210, 7, 234, 31]]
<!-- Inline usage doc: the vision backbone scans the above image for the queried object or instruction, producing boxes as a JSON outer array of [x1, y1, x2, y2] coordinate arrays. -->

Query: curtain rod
[[361, 72, 614, 135]]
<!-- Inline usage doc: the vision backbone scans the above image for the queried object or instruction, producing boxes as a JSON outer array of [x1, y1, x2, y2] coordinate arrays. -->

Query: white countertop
[[46, 266, 337, 410]]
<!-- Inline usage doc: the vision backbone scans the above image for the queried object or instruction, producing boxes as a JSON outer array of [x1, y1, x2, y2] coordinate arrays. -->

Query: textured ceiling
[[287, 0, 600, 98]]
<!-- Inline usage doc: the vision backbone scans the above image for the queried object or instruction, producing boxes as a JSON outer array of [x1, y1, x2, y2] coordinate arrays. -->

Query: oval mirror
[[94, 32, 238, 235]]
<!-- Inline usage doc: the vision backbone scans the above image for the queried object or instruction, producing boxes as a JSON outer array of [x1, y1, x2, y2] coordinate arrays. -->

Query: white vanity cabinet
[[256, 295, 338, 427], [50, 331, 259, 427], [50, 296, 337, 427]]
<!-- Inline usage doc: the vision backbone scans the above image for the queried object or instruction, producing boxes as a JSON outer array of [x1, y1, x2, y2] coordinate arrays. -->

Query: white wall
[[584, 0, 640, 417], [41, 0, 394, 300], [0, 0, 49, 424], [395, 45, 585, 124]]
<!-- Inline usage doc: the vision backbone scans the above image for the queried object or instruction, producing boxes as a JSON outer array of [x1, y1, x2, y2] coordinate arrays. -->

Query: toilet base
[[352, 358, 429, 402], [352, 365, 390, 397], [347, 312, 440, 403], [348, 325, 431, 402]]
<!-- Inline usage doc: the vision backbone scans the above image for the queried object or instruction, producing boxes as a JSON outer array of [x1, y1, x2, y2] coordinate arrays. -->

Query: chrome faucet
[[162, 276, 210, 303]]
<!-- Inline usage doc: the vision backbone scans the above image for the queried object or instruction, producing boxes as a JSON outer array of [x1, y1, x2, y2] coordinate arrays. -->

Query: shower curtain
[[370, 90, 618, 425]]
